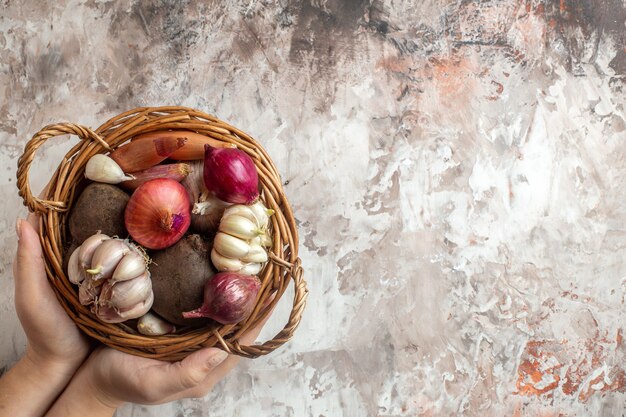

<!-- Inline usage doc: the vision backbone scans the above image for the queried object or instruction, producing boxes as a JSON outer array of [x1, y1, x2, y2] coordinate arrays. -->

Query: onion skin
[[110, 137, 187, 172], [125, 179, 191, 250], [182, 272, 261, 324], [120, 163, 190, 191], [203, 145, 259, 204], [133, 130, 236, 160]]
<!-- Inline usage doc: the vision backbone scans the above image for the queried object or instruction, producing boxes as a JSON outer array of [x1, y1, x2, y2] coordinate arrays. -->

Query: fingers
[[13, 219, 46, 302], [212, 304, 275, 374], [137, 348, 228, 401], [13, 220, 63, 329], [181, 304, 277, 398]]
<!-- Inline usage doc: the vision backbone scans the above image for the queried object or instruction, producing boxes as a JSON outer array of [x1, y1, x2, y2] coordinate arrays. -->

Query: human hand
[[0, 217, 92, 417], [13, 216, 90, 371], [46, 309, 273, 416]]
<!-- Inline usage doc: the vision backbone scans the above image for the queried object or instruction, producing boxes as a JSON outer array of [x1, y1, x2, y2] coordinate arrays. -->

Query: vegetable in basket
[[211, 202, 273, 275], [124, 178, 191, 250], [203, 144, 259, 204], [119, 163, 190, 191], [67, 233, 153, 323], [68, 183, 129, 243], [182, 272, 261, 324], [109, 136, 187, 172], [149, 234, 216, 326], [182, 160, 230, 235]]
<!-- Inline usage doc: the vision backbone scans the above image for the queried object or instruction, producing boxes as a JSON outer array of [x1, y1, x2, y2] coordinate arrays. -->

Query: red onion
[[203, 144, 259, 204], [125, 179, 191, 250], [182, 272, 261, 324]]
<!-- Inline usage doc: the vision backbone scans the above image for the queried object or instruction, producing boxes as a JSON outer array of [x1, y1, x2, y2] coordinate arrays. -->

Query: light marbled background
[[1, 1, 625, 416]]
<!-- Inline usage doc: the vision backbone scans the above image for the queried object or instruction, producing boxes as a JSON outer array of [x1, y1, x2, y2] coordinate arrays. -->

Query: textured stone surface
[[1, 1, 625, 415]]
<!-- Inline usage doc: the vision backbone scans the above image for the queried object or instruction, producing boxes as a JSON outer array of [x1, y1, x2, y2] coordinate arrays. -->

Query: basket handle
[[17, 123, 110, 214], [215, 258, 308, 358]]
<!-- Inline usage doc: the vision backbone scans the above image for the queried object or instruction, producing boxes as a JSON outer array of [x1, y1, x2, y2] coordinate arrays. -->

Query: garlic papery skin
[[85, 154, 134, 184], [67, 247, 85, 284], [78, 277, 102, 305], [137, 312, 176, 336], [99, 272, 152, 310], [78, 233, 110, 269], [112, 251, 147, 282], [86, 239, 131, 280]]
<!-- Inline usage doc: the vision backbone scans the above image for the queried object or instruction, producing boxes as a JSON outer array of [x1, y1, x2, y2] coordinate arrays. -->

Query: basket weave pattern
[[16, 106, 307, 361]]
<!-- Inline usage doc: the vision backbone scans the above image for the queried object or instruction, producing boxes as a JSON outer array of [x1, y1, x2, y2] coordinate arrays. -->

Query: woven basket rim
[[16, 106, 308, 361]]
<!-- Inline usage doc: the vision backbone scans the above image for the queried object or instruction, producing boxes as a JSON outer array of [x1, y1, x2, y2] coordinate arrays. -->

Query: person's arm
[[43, 364, 118, 417], [0, 349, 79, 417], [46, 307, 272, 417], [0, 219, 90, 416]]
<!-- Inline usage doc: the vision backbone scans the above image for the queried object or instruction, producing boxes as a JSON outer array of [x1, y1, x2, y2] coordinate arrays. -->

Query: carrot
[[132, 130, 235, 160], [110, 137, 186, 172]]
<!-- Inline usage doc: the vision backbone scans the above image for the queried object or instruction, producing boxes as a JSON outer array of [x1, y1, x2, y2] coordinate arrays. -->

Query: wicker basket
[[16, 106, 307, 361]]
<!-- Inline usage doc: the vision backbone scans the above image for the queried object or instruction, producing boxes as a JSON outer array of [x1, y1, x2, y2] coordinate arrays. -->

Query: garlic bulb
[[211, 202, 272, 275], [67, 232, 153, 324], [85, 154, 134, 184]]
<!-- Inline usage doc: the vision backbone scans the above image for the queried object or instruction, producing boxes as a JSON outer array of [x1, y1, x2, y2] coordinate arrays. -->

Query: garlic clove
[[85, 154, 134, 184], [86, 239, 130, 280], [96, 292, 154, 323], [137, 312, 176, 336], [112, 250, 147, 282], [239, 262, 263, 276], [219, 214, 261, 240], [99, 272, 152, 310], [223, 205, 258, 226], [250, 234, 272, 249], [248, 201, 274, 229], [120, 291, 154, 319], [67, 246, 85, 284], [213, 232, 251, 259], [211, 248, 246, 272], [78, 233, 110, 269], [241, 244, 267, 263]]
